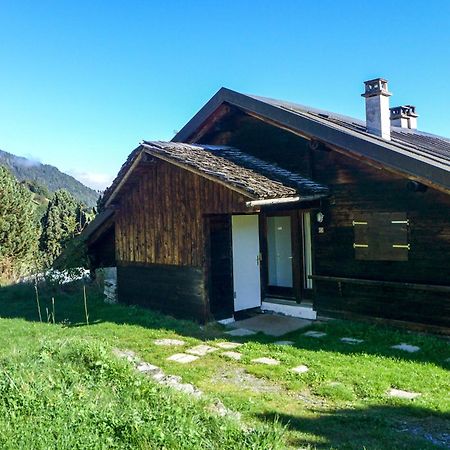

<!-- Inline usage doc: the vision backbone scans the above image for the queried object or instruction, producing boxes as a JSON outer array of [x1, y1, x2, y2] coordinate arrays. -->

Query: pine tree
[[40, 189, 92, 265], [0, 166, 39, 282]]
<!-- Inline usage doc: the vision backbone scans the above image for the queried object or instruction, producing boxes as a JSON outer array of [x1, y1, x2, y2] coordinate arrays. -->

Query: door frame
[[260, 209, 313, 303]]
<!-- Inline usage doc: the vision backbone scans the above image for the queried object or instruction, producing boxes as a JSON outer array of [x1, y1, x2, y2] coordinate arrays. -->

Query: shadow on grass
[[0, 281, 449, 368], [0, 281, 220, 339], [259, 405, 450, 449]]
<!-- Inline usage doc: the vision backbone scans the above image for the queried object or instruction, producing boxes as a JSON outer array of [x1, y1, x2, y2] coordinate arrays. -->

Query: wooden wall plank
[[115, 159, 249, 268]]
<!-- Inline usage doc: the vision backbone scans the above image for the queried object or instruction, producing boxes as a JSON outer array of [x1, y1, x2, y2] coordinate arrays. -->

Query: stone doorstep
[[388, 388, 421, 400], [167, 353, 199, 364], [221, 351, 242, 361], [216, 342, 243, 350], [391, 343, 420, 353], [251, 357, 280, 366], [291, 365, 309, 374], [153, 338, 186, 347], [186, 344, 218, 356], [303, 331, 327, 338], [340, 337, 364, 344], [225, 328, 257, 337]]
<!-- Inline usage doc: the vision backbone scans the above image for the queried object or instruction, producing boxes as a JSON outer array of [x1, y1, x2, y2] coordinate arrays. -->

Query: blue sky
[[0, 1, 449, 190]]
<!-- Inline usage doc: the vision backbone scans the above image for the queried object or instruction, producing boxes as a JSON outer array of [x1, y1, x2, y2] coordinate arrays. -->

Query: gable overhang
[[142, 146, 256, 200], [103, 144, 256, 208], [103, 142, 326, 210], [173, 88, 450, 195]]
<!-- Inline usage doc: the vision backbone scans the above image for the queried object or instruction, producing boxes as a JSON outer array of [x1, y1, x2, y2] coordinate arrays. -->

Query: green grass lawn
[[0, 281, 449, 449]]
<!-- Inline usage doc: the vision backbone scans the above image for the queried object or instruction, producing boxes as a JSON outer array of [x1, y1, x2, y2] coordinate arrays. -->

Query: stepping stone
[[291, 365, 309, 374], [221, 351, 242, 361], [274, 340, 295, 346], [216, 342, 243, 349], [186, 344, 218, 356], [391, 343, 420, 353], [167, 353, 199, 364], [388, 388, 421, 400], [136, 362, 161, 374], [251, 357, 280, 366], [225, 328, 257, 337], [340, 337, 364, 344], [154, 338, 185, 346], [303, 331, 327, 338], [112, 348, 137, 362]]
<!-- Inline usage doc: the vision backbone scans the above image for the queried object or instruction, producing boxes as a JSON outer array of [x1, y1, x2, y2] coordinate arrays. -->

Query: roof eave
[[173, 88, 450, 194], [245, 193, 326, 207]]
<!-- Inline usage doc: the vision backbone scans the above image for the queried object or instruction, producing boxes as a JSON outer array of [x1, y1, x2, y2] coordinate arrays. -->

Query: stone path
[[391, 343, 420, 353], [148, 329, 430, 403], [221, 351, 242, 360], [154, 338, 185, 346], [274, 340, 294, 346], [114, 348, 202, 397], [340, 337, 364, 344], [251, 357, 280, 366], [216, 342, 242, 349], [303, 330, 327, 338], [225, 328, 257, 337], [291, 364, 309, 374], [167, 353, 199, 364], [186, 344, 218, 356], [388, 388, 421, 400], [113, 348, 240, 419]]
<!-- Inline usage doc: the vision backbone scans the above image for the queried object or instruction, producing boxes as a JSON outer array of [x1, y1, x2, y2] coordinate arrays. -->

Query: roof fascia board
[[104, 146, 144, 207], [174, 88, 450, 193]]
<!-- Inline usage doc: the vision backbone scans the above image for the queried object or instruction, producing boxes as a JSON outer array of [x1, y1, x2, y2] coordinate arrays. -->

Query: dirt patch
[[213, 366, 283, 394], [395, 416, 450, 448], [212, 367, 326, 407]]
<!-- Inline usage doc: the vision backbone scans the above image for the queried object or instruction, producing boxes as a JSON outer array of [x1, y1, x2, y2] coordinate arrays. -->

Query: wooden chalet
[[87, 78, 450, 333]]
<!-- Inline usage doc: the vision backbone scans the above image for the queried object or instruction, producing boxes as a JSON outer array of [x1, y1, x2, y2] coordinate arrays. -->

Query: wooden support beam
[[309, 275, 450, 293]]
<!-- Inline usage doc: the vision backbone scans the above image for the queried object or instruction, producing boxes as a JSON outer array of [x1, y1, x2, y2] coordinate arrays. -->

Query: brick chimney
[[362, 78, 392, 140], [390, 105, 418, 130]]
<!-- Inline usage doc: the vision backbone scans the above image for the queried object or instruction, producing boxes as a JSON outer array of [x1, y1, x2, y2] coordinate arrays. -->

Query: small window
[[353, 212, 409, 261]]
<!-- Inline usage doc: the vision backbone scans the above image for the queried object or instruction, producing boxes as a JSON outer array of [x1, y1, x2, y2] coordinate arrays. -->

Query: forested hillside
[[0, 166, 94, 284], [0, 149, 99, 207]]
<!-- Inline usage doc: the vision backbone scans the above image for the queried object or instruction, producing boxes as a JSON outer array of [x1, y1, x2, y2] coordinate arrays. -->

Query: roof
[[251, 94, 450, 166], [102, 141, 328, 208], [82, 208, 115, 243], [173, 88, 450, 193]]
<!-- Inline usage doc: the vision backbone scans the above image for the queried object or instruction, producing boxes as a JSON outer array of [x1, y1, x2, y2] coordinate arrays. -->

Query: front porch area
[[207, 208, 319, 323]]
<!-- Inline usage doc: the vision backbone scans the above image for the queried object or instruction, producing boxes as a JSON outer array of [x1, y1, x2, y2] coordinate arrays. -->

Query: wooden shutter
[[353, 212, 409, 261]]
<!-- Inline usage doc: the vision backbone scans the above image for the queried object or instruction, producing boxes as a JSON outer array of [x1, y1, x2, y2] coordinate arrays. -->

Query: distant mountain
[[0, 149, 99, 207]]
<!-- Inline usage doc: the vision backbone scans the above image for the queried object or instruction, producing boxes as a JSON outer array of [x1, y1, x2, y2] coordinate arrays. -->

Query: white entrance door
[[231, 215, 261, 312]]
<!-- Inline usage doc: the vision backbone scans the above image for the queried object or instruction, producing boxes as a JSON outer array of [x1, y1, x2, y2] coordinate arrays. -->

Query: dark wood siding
[[114, 158, 250, 321], [117, 263, 207, 322], [200, 111, 450, 331], [312, 150, 450, 330], [115, 159, 249, 267]]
